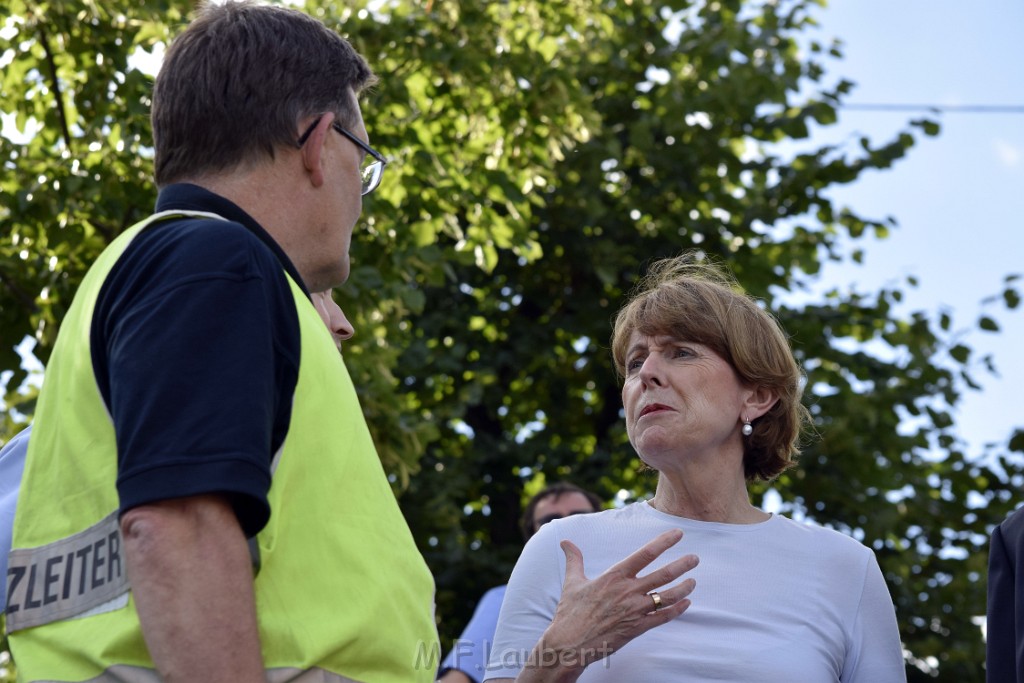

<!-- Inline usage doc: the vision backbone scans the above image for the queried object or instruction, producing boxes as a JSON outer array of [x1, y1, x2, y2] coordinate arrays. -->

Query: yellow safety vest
[[7, 211, 438, 682]]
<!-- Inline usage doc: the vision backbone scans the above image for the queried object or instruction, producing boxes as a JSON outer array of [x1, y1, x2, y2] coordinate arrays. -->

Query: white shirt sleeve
[[484, 527, 563, 679], [840, 553, 907, 682]]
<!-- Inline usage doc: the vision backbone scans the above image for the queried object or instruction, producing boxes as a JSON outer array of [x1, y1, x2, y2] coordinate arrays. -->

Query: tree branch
[[36, 20, 72, 151]]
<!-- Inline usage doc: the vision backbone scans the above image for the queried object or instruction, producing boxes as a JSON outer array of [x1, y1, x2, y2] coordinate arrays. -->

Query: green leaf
[[950, 345, 971, 363]]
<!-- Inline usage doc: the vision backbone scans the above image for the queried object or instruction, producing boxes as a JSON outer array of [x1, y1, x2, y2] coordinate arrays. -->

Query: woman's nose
[[638, 355, 664, 387], [331, 308, 355, 342]]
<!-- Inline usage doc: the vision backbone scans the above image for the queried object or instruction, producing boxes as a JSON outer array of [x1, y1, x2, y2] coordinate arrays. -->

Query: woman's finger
[[605, 528, 684, 578], [638, 552, 700, 594], [641, 576, 698, 614]]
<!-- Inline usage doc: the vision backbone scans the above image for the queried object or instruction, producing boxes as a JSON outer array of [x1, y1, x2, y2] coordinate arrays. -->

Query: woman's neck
[[649, 469, 769, 524]]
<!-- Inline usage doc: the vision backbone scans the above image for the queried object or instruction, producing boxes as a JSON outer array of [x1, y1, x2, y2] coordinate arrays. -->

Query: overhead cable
[[842, 104, 1024, 114]]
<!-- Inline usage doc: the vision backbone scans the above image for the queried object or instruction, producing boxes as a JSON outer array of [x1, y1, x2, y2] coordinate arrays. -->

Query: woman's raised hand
[[517, 529, 698, 682]]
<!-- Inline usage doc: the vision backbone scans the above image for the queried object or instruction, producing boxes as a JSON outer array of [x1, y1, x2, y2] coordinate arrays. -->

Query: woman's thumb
[[560, 539, 585, 582]]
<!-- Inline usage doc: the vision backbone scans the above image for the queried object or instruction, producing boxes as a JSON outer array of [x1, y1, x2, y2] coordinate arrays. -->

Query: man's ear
[[744, 385, 779, 421], [301, 113, 335, 189]]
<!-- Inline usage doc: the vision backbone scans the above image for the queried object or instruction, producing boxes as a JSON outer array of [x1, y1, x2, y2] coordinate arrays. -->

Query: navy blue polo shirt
[[90, 184, 304, 537]]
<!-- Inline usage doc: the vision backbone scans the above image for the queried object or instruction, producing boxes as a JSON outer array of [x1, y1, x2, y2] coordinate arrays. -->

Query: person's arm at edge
[[122, 493, 263, 682], [986, 522, 1014, 682]]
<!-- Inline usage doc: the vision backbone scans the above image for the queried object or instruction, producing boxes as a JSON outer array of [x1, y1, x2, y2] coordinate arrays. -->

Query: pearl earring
[[741, 419, 753, 436]]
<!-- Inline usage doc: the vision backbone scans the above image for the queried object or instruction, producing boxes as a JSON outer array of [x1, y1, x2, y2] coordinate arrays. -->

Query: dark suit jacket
[[989, 507, 1024, 682]]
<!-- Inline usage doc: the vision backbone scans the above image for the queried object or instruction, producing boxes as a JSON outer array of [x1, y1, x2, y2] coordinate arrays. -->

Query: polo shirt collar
[[154, 183, 309, 297]]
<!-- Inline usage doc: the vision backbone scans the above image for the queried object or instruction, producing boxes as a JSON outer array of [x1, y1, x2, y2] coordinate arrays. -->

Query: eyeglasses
[[297, 117, 388, 196]]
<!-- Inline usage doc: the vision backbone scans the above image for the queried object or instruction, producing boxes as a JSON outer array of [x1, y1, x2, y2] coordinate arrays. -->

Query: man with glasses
[[6, 2, 436, 682]]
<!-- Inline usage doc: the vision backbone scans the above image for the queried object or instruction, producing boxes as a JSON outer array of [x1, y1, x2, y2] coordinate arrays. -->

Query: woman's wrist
[[515, 630, 592, 683]]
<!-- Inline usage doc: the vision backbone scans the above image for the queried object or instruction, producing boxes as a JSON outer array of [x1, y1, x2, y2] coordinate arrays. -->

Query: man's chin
[[336, 260, 350, 285]]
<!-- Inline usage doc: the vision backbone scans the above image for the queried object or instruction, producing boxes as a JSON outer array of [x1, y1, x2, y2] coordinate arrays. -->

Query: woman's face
[[621, 331, 752, 470]]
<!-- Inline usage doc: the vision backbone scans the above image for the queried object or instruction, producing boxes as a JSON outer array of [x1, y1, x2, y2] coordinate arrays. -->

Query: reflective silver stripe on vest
[[6, 511, 126, 632], [48, 665, 364, 682]]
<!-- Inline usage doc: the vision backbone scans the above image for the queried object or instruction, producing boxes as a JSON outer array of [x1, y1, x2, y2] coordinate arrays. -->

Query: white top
[[485, 501, 905, 682]]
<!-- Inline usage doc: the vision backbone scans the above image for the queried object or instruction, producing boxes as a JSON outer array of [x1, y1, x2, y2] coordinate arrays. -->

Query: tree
[[1, 1, 1020, 679]]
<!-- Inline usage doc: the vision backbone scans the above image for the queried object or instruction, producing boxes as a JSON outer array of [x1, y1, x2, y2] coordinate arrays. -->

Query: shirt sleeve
[[440, 585, 508, 682], [841, 553, 907, 683], [484, 528, 564, 680], [0, 425, 31, 608], [92, 219, 300, 537]]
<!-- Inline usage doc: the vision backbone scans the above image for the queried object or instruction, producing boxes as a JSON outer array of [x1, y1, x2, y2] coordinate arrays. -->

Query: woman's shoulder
[[770, 514, 876, 561], [540, 501, 664, 540]]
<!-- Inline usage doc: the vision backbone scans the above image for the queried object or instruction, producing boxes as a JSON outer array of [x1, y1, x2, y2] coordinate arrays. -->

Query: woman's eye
[[674, 347, 693, 358], [626, 358, 644, 373]]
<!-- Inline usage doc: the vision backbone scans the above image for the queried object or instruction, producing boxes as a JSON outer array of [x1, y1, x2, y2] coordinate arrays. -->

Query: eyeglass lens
[[361, 161, 383, 196]]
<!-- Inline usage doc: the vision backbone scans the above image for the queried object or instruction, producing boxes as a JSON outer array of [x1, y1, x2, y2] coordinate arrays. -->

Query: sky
[[802, 0, 1024, 459]]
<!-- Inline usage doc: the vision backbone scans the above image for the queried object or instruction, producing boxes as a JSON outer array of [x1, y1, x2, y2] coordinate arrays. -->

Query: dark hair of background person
[[519, 482, 603, 541], [151, 0, 377, 186], [610, 255, 810, 482]]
